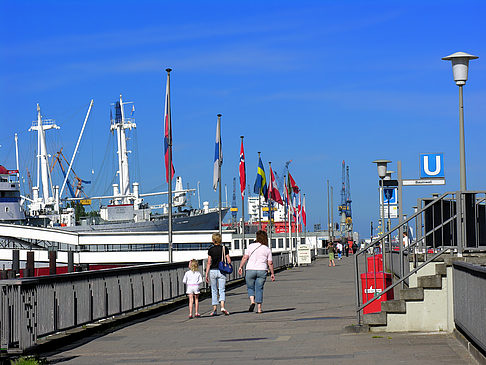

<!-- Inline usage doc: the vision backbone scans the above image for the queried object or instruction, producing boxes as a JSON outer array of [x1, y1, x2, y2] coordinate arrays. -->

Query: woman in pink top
[[238, 230, 275, 313]]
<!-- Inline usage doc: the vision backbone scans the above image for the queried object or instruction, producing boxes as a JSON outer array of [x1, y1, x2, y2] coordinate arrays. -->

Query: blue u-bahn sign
[[420, 153, 444, 178]]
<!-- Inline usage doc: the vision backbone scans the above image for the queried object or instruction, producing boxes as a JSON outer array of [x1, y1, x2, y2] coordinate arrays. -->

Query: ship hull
[[62, 209, 228, 233]]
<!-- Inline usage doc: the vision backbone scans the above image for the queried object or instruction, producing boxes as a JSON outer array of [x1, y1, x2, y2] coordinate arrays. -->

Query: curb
[[453, 328, 486, 365]]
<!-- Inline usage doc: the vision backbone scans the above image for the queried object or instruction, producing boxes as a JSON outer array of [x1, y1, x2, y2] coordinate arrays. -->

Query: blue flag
[[253, 156, 268, 200]]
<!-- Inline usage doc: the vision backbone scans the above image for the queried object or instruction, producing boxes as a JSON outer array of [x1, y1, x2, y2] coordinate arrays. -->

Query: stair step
[[399, 287, 424, 301], [381, 299, 406, 313], [435, 263, 447, 276], [417, 274, 442, 289], [363, 312, 387, 326]]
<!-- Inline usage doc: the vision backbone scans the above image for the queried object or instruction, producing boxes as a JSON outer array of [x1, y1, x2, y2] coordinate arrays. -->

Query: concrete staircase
[[363, 256, 485, 333]]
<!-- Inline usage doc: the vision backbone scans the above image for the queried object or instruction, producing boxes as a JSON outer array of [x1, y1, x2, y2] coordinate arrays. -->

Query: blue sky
[[1, 0, 485, 237]]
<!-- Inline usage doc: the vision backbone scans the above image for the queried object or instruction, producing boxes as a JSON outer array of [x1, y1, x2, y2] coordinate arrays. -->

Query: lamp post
[[373, 160, 391, 253], [442, 52, 478, 192], [384, 170, 394, 233]]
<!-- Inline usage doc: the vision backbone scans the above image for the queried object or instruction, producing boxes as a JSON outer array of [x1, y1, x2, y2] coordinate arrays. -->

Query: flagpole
[[268, 162, 273, 244], [240, 136, 246, 249], [166, 68, 173, 263], [304, 193, 307, 241], [284, 174, 288, 249], [257, 152, 262, 231], [217, 113, 222, 236]]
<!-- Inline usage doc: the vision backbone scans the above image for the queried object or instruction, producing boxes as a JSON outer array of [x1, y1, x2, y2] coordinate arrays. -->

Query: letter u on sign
[[420, 153, 444, 178]]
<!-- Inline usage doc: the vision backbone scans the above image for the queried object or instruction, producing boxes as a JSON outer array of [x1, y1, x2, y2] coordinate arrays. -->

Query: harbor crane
[[338, 161, 353, 241], [50, 148, 91, 198]]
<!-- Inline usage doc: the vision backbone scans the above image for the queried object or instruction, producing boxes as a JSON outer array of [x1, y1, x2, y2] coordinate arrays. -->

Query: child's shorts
[[186, 285, 200, 295]]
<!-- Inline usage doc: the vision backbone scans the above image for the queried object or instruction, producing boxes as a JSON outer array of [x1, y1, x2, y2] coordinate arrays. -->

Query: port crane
[[338, 161, 353, 241], [50, 148, 91, 198]]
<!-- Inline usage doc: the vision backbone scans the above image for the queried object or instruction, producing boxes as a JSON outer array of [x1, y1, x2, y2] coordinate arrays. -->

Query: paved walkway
[[45, 257, 475, 364]]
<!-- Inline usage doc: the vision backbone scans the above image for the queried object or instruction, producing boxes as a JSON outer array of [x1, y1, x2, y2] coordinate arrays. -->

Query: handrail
[[357, 248, 451, 312], [355, 192, 451, 255]]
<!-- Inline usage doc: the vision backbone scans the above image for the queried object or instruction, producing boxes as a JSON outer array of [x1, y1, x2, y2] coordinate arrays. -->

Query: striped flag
[[213, 115, 222, 191], [302, 194, 307, 226], [164, 71, 175, 183], [253, 156, 268, 200], [268, 165, 283, 205], [239, 139, 245, 199], [288, 172, 299, 194]]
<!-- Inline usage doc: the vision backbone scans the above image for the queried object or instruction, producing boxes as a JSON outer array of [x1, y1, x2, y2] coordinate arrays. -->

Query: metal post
[[26, 251, 34, 277], [354, 250, 361, 324], [258, 152, 262, 231], [398, 161, 404, 283], [457, 191, 464, 257], [218, 115, 222, 237], [49, 251, 56, 275], [68, 251, 74, 273], [331, 186, 334, 244], [240, 136, 246, 249], [166, 68, 173, 263], [327, 180, 330, 247], [12, 250, 20, 277], [458, 85, 466, 192]]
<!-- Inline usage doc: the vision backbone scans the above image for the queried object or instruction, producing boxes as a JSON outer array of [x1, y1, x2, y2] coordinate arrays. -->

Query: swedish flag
[[253, 156, 268, 199]]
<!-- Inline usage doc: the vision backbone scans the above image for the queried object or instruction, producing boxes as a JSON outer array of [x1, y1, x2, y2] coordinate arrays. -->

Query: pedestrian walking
[[327, 242, 336, 267], [238, 230, 275, 314], [183, 259, 203, 319], [205, 233, 231, 316], [337, 242, 343, 260], [345, 242, 349, 257]]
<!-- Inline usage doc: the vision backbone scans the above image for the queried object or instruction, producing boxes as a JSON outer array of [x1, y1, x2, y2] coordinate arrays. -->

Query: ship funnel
[[173, 177, 187, 207]]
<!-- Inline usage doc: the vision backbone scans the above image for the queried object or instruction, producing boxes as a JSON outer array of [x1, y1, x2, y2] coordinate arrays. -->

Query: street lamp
[[372, 160, 391, 236], [385, 170, 395, 231], [442, 52, 478, 192]]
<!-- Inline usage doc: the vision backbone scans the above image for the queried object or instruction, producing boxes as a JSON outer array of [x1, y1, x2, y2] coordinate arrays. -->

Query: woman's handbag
[[218, 246, 233, 275]]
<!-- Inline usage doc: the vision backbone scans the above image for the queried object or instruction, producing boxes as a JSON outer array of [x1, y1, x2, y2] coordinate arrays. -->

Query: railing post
[[456, 191, 464, 257], [398, 161, 404, 287], [354, 252, 361, 324]]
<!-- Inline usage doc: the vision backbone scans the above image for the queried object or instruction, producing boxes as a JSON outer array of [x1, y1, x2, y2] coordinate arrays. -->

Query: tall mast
[[111, 94, 136, 203], [29, 104, 59, 206]]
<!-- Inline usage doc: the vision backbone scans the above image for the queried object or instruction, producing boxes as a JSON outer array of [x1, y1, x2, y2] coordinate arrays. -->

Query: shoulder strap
[[221, 245, 226, 263], [249, 244, 263, 259]]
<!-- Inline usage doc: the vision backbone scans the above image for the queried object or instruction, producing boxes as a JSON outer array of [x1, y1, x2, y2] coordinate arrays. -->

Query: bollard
[[12, 250, 20, 277], [49, 251, 57, 275], [26, 251, 35, 277], [68, 251, 74, 273]]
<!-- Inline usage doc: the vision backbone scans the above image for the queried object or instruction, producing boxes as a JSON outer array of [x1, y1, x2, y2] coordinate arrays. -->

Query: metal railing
[[354, 191, 486, 324], [452, 261, 486, 354], [0, 252, 290, 353]]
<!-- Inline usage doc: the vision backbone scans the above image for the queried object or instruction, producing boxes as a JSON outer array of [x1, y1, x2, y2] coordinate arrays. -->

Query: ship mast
[[29, 104, 59, 210], [111, 94, 136, 204]]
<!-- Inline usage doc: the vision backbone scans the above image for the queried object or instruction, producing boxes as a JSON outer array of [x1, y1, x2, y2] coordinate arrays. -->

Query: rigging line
[[90, 131, 114, 195]]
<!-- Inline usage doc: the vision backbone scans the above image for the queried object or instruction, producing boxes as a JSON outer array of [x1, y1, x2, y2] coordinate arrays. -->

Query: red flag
[[302, 194, 307, 226], [164, 71, 175, 183], [268, 165, 283, 205], [288, 172, 299, 194], [238, 139, 245, 199]]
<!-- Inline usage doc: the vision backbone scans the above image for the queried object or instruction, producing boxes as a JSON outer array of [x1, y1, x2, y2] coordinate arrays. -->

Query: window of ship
[[271, 238, 276, 249], [278, 238, 283, 248], [301, 238, 305, 245], [234, 239, 239, 249]]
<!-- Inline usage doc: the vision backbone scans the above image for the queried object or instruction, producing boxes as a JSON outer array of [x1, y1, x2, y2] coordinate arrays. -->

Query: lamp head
[[442, 52, 478, 86], [372, 159, 391, 179], [384, 170, 395, 181]]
